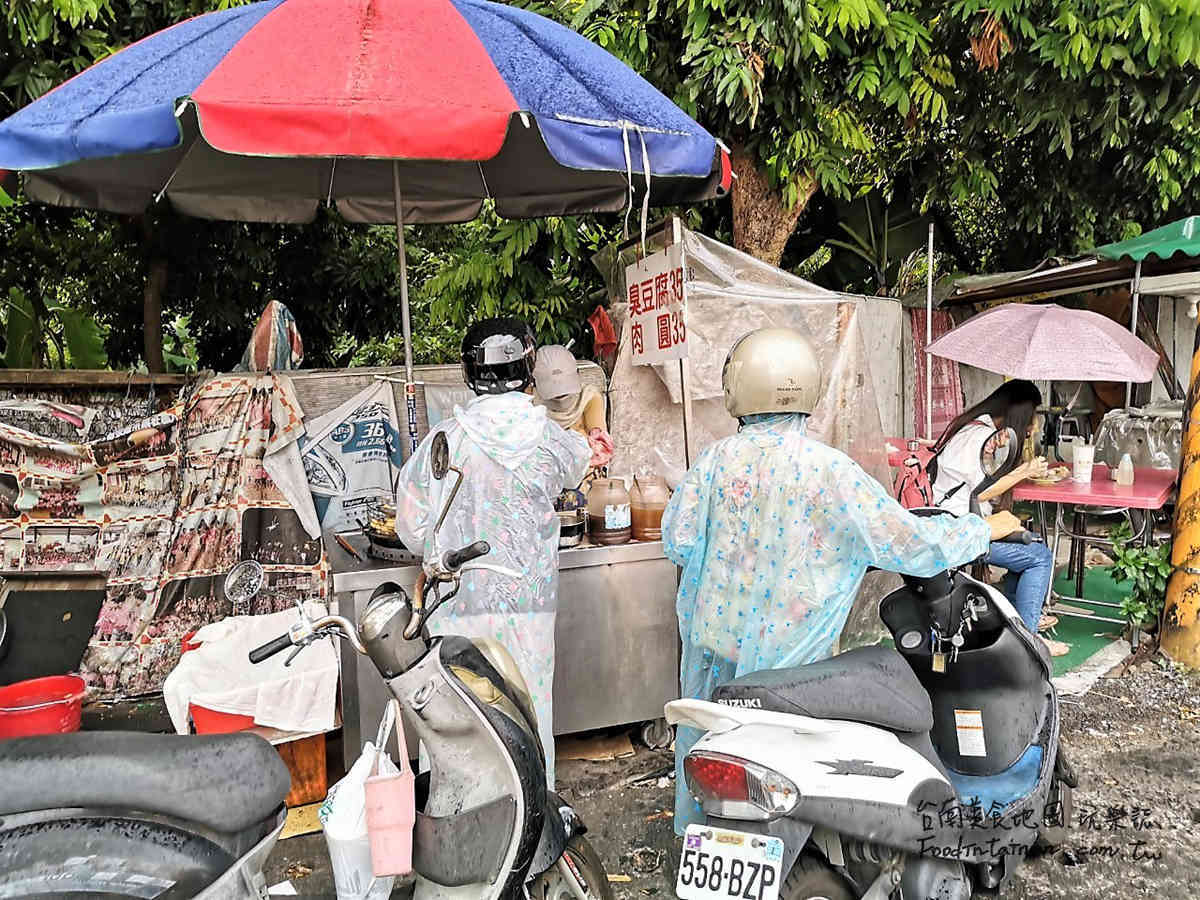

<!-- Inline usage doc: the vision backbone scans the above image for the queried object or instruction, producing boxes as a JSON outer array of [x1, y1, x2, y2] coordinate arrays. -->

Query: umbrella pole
[[926, 223, 934, 440], [394, 162, 419, 456], [1126, 259, 1142, 410]]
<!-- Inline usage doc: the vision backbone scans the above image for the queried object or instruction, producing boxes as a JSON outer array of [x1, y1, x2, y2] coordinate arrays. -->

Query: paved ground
[[265, 656, 1200, 899]]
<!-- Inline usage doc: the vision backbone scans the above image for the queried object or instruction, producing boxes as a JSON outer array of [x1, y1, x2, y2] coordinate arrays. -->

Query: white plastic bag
[[320, 704, 401, 900]]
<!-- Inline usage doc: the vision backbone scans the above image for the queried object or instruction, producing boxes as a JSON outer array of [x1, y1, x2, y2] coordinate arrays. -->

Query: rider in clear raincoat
[[663, 328, 997, 833], [394, 319, 590, 785]]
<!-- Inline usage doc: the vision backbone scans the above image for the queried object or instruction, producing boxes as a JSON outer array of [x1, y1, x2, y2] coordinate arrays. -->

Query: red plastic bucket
[[188, 703, 255, 734], [0, 675, 87, 739]]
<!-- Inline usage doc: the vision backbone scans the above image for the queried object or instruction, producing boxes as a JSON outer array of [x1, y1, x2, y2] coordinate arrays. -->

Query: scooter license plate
[[676, 825, 783, 900]]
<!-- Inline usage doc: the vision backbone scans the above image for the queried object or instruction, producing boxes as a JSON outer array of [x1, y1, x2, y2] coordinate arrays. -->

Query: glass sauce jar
[[587, 477, 632, 545], [630, 475, 670, 541]]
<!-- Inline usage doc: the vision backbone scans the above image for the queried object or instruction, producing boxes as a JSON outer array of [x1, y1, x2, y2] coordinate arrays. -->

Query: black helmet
[[462, 317, 536, 395]]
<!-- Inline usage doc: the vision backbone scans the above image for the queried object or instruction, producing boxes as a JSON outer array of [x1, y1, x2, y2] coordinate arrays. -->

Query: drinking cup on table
[[1072, 444, 1095, 484]]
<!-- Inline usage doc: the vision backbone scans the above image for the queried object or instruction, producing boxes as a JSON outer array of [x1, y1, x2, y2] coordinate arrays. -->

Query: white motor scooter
[[666, 426, 1076, 900]]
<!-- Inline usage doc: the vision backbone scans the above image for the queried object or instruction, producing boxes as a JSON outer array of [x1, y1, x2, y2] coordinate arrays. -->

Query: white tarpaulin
[[162, 603, 339, 735], [600, 227, 894, 648]]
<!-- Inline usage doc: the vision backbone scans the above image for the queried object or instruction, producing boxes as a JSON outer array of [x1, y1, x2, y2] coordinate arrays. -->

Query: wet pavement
[[265, 657, 1200, 899]]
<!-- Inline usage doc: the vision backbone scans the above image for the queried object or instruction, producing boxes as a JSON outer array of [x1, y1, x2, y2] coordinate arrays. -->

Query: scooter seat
[[0, 731, 290, 834], [711, 645, 934, 733]]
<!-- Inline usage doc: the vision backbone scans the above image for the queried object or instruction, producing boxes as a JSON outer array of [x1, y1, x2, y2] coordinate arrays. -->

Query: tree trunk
[[730, 143, 818, 266], [1163, 318, 1200, 667], [140, 216, 167, 374]]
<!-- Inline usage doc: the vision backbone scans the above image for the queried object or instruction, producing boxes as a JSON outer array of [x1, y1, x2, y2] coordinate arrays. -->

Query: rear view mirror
[[429, 431, 465, 534], [431, 432, 450, 481], [980, 427, 1019, 478], [224, 559, 265, 610]]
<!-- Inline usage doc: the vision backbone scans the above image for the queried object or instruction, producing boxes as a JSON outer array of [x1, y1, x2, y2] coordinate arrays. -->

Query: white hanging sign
[[626, 242, 688, 366]]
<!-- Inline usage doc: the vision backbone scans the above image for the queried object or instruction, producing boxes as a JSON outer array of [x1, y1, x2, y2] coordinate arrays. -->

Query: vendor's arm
[[662, 455, 711, 568], [845, 460, 991, 576], [581, 389, 607, 433], [977, 457, 1048, 503], [546, 422, 591, 489]]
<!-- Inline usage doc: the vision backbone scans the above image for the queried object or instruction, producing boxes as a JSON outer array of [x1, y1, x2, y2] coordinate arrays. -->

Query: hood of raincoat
[[453, 392, 547, 471], [739, 412, 808, 438]]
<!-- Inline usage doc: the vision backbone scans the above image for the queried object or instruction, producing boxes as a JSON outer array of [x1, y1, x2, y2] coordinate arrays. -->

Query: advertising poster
[[300, 381, 403, 535]]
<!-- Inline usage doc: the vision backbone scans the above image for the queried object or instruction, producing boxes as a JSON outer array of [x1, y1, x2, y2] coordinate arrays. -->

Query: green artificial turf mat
[[1047, 566, 1130, 676]]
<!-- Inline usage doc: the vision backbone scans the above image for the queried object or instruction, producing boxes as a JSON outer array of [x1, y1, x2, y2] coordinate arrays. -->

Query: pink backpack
[[895, 441, 938, 509]]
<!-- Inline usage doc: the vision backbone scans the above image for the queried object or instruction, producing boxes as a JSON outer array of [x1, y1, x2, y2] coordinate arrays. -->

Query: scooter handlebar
[[998, 529, 1037, 545], [444, 540, 491, 571], [249, 632, 293, 664]]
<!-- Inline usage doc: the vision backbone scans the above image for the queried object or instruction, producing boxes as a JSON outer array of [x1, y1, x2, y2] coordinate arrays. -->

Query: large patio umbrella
[[926, 303, 1159, 382], [0, 0, 730, 450]]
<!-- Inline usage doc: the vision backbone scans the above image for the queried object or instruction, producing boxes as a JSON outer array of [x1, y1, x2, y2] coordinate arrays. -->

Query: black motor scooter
[[0, 563, 289, 899]]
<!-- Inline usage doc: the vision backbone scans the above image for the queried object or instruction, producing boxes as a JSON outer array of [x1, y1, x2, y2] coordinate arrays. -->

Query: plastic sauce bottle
[[587, 478, 632, 545], [1116, 453, 1135, 486], [630, 475, 670, 541]]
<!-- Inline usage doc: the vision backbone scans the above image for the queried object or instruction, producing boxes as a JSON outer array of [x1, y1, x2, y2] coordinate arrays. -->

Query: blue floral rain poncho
[[394, 392, 590, 785], [663, 414, 991, 832]]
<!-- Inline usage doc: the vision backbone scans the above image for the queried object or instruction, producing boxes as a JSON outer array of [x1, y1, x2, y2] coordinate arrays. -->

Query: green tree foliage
[[939, 1, 1200, 267], [560, 0, 1200, 269], [559, 0, 958, 261], [6, 0, 1200, 368], [0, 204, 125, 367]]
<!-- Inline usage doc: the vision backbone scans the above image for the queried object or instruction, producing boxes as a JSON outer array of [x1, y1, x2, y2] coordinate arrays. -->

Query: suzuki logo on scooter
[[817, 759, 903, 779], [716, 697, 763, 709]]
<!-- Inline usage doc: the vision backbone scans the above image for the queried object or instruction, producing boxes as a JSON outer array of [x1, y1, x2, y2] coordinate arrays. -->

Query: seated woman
[[931, 380, 1068, 656]]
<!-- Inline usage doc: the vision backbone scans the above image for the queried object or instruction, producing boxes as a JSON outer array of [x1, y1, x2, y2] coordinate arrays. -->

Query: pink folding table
[[1013, 465, 1175, 633]]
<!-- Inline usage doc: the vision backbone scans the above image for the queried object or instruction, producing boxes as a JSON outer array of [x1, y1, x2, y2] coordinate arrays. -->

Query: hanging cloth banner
[[625, 242, 689, 366], [300, 382, 403, 535]]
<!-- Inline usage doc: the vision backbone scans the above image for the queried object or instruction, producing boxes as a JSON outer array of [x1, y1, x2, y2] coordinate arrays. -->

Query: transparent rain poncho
[[663, 414, 991, 833], [394, 392, 590, 785]]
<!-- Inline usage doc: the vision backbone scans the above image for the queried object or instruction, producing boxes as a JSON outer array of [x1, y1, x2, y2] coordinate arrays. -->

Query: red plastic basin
[[179, 633, 255, 734], [189, 703, 255, 734], [0, 674, 87, 739]]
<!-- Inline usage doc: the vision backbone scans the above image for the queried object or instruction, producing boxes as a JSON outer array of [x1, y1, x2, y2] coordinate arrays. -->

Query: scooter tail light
[[684, 751, 800, 821], [685, 753, 750, 802]]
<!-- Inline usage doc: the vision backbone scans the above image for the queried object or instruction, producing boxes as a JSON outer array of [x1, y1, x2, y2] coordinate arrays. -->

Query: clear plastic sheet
[[597, 228, 893, 651], [1093, 402, 1183, 470]]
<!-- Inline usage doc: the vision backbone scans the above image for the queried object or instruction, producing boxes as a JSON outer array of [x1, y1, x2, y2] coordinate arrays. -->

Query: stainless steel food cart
[[329, 536, 680, 767]]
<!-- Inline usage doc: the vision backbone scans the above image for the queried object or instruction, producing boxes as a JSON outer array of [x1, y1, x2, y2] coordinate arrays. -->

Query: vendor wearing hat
[[533, 345, 613, 490], [533, 345, 607, 437]]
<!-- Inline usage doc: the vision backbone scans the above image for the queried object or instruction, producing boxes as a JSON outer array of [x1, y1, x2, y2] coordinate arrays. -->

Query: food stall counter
[[328, 534, 680, 767]]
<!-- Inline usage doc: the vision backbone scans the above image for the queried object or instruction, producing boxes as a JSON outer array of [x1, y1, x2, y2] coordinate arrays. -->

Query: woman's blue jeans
[[986, 540, 1054, 631]]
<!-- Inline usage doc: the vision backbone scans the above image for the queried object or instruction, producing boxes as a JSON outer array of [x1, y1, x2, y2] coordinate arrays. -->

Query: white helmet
[[722, 327, 821, 419]]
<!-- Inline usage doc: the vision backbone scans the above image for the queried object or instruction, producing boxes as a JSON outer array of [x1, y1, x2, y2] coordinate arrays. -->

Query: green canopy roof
[[1095, 215, 1200, 261]]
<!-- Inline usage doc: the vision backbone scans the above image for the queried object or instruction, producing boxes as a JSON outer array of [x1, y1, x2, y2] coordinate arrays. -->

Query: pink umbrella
[[926, 303, 1159, 382]]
